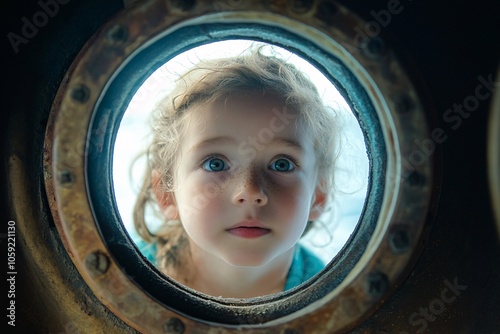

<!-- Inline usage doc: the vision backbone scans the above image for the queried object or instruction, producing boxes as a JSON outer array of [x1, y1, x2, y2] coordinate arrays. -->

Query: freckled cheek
[[270, 182, 311, 219], [179, 176, 228, 227], [270, 188, 299, 212], [184, 174, 223, 197]]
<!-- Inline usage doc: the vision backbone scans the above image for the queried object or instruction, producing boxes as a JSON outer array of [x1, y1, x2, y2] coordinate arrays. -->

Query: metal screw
[[361, 37, 385, 59], [163, 317, 185, 334], [395, 94, 414, 114], [283, 328, 300, 334], [85, 251, 110, 277], [170, 0, 195, 11], [388, 227, 410, 254], [57, 170, 75, 186], [315, 0, 339, 25], [289, 0, 314, 13], [406, 171, 426, 187], [107, 25, 127, 43], [365, 271, 388, 298], [70, 84, 90, 104], [363, 37, 386, 59]]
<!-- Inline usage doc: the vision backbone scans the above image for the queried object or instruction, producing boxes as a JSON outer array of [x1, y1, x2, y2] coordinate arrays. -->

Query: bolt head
[[85, 251, 110, 277], [163, 317, 185, 334], [107, 25, 127, 43], [389, 228, 410, 254], [365, 271, 388, 297], [70, 84, 90, 103]]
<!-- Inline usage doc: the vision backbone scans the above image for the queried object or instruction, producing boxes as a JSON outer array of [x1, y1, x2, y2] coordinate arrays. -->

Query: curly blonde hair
[[133, 46, 341, 271]]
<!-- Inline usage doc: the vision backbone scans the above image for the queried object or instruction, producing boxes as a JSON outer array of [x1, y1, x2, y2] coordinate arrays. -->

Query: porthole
[[44, 0, 436, 332]]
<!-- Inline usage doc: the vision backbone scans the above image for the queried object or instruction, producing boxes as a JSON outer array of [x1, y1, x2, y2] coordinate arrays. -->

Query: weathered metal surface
[[4, 2, 136, 333], [3, 0, 499, 333]]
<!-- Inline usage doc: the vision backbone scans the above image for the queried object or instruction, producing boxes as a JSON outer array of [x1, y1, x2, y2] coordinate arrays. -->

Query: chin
[[221, 252, 274, 268]]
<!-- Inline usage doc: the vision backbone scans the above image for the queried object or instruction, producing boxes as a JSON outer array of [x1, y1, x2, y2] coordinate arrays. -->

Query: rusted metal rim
[[87, 19, 385, 324], [44, 0, 436, 332]]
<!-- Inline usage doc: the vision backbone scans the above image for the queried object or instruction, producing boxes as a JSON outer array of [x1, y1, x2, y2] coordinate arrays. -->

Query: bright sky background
[[113, 40, 369, 264]]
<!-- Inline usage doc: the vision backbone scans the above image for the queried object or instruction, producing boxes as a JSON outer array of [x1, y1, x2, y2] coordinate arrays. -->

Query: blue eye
[[270, 158, 294, 172], [203, 157, 227, 172]]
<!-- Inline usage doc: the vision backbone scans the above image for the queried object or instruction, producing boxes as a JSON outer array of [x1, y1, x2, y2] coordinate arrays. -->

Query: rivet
[[395, 94, 414, 114], [388, 227, 410, 254], [163, 317, 185, 334], [283, 328, 300, 334], [363, 37, 386, 59], [107, 24, 127, 43], [169, 0, 195, 11], [289, 0, 314, 13], [365, 271, 388, 298], [213, 0, 244, 10], [57, 170, 75, 186], [85, 251, 110, 277], [70, 84, 90, 104], [406, 171, 426, 187], [315, 0, 338, 25]]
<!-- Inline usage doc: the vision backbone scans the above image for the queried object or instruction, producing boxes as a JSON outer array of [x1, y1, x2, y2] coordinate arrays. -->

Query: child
[[133, 46, 340, 298]]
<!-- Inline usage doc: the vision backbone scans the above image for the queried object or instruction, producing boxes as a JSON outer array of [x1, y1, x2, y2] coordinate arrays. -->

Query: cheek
[[177, 175, 226, 226], [177, 196, 223, 248], [271, 183, 311, 219]]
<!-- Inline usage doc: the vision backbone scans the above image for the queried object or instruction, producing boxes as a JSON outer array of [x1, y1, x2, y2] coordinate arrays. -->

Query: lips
[[226, 220, 271, 239]]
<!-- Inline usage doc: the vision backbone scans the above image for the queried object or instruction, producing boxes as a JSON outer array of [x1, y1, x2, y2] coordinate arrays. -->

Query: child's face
[[155, 93, 326, 267]]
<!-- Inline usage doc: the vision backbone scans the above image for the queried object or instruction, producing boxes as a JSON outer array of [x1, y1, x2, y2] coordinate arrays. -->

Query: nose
[[232, 170, 268, 207]]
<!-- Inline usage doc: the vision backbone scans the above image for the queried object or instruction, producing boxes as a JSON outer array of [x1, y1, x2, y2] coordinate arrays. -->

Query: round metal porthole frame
[[43, 0, 437, 333]]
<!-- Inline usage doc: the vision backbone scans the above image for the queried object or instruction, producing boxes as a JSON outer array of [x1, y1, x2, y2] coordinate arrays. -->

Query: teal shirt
[[136, 240, 324, 290], [283, 243, 325, 290]]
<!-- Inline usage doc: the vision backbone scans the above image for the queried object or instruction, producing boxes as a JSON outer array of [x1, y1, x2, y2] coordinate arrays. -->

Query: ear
[[308, 180, 327, 221], [151, 170, 178, 220]]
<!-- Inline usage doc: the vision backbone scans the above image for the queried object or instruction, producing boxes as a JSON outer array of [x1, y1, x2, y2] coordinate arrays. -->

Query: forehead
[[185, 93, 305, 139]]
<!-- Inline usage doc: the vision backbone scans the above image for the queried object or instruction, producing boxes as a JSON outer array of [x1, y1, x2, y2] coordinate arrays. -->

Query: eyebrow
[[271, 137, 304, 152], [189, 136, 237, 153], [189, 136, 304, 153]]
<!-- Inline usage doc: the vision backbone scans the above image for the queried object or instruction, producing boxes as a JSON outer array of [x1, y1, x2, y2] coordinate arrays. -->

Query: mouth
[[226, 220, 271, 239]]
